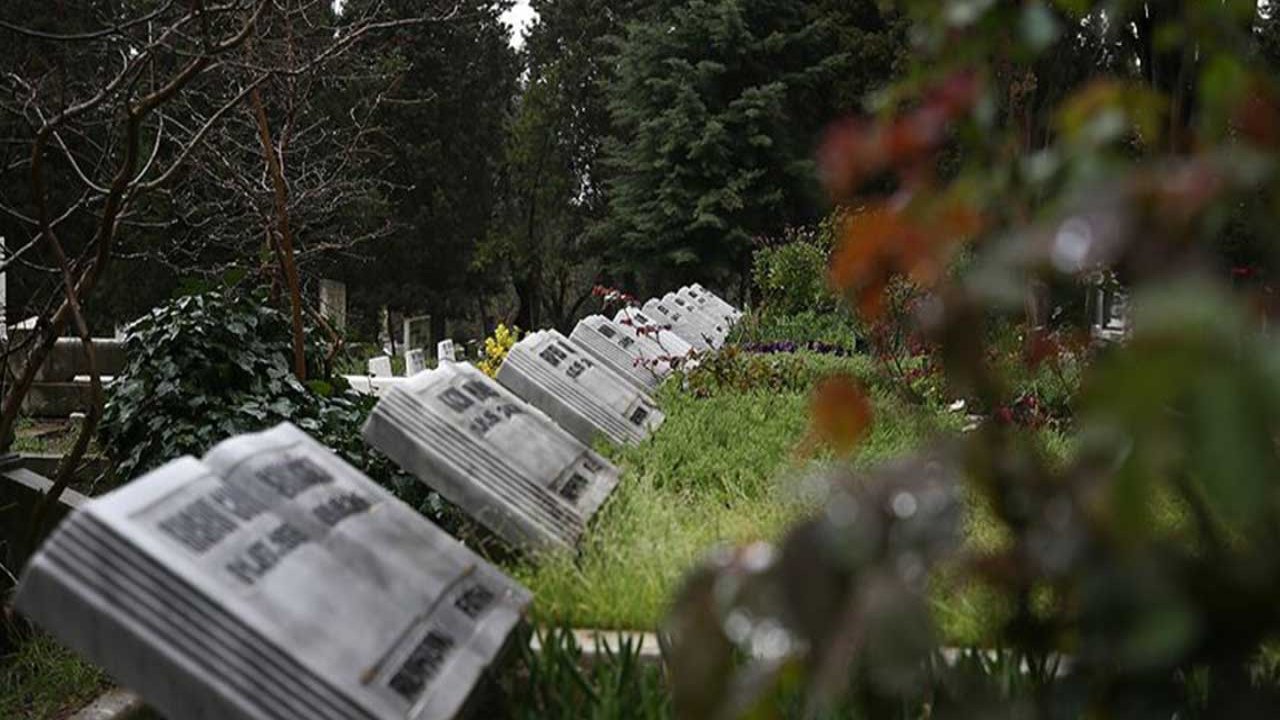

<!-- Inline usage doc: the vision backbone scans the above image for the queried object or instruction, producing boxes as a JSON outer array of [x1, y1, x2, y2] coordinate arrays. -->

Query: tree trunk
[[250, 84, 307, 382]]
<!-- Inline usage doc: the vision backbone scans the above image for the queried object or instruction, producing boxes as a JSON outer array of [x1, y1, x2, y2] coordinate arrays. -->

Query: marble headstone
[[437, 339, 457, 364], [363, 362, 620, 551], [569, 315, 670, 394], [15, 423, 530, 720], [496, 329, 664, 447], [612, 307, 697, 364], [405, 349, 427, 376], [662, 292, 729, 347], [368, 355, 393, 378], [678, 285, 738, 329], [641, 297, 718, 352], [688, 283, 743, 323], [318, 279, 347, 332]]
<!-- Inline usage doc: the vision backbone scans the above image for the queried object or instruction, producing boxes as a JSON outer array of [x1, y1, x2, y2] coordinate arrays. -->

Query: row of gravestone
[[14, 284, 742, 720]]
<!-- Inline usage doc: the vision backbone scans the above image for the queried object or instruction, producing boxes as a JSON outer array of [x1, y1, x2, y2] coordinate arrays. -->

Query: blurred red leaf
[[812, 375, 873, 454], [819, 71, 983, 202], [830, 198, 981, 320], [1234, 81, 1280, 148]]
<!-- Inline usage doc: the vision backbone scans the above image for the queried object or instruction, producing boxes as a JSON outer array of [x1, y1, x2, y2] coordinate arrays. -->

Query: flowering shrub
[[476, 323, 520, 378]]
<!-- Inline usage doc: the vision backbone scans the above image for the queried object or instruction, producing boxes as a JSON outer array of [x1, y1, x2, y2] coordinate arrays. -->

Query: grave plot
[[661, 291, 730, 346], [362, 362, 620, 552], [16, 422, 530, 720], [678, 285, 739, 329], [687, 283, 743, 324], [497, 330, 664, 447], [406, 349, 427, 376], [568, 315, 673, 394], [612, 307, 697, 362], [641, 297, 720, 352]]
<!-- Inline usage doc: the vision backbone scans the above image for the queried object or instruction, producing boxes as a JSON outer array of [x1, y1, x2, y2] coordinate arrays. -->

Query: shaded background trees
[[599, 0, 904, 298]]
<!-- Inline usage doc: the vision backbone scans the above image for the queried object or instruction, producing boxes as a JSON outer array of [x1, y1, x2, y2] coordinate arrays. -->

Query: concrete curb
[[68, 689, 144, 720], [532, 628, 664, 665], [70, 630, 666, 718]]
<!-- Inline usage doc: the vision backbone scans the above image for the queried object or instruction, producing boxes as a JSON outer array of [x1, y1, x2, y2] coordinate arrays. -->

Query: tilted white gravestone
[[363, 362, 620, 552], [405, 349, 427, 376], [687, 283, 743, 323], [678, 285, 738, 329], [611, 307, 697, 365], [662, 292, 729, 347], [496, 330, 664, 447], [642, 298, 719, 352], [15, 423, 530, 720], [569, 315, 669, 394], [368, 355, 393, 378], [437, 339, 457, 363]]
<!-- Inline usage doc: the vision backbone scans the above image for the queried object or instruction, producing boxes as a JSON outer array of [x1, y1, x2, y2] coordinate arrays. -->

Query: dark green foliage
[[751, 222, 841, 316], [600, 0, 903, 291], [344, 0, 520, 337], [97, 291, 424, 511], [491, 627, 670, 719], [731, 309, 859, 349], [0, 631, 107, 720], [684, 348, 870, 397]]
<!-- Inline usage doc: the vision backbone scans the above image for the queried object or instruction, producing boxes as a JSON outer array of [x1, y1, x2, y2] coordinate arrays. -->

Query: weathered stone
[[405, 349, 427, 376], [641, 298, 718, 352], [368, 356, 393, 378], [363, 363, 620, 552], [16, 423, 530, 720], [436, 339, 457, 363], [497, 329, 664, 447], [569, 315, 669, 394], [318, 279, 347, 332]]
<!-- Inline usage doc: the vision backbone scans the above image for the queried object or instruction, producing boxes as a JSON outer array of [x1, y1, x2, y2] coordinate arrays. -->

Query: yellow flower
[[477, 324, 520, 377]]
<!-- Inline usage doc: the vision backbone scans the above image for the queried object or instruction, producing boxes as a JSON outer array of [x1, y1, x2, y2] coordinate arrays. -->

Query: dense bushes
[[683, 347, 871, 397], [751, 222, 839, 316], [98, 291, 434, 515]]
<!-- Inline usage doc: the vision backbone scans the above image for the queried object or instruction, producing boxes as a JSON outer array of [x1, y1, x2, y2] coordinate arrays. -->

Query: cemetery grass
[[510, 352, 990, 636], [0, 631, 107, 719]]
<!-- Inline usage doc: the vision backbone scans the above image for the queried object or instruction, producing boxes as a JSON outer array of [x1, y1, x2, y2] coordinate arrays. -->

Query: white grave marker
[[363, 363, 620, 551], [678, 285, 738, 329], [688, 282, 743, 323], [569, 315, 669, 394], [15, 423, 530, 720], [368, 355, 393, 378], [405, 349, 427, 376], [642, 297, 717, 352], [318, 279, 347, 332], [612, 307, 697, 366], [662, 292, 729, 347], [496, 329, 664, 447], [437, 339, 457, 363]]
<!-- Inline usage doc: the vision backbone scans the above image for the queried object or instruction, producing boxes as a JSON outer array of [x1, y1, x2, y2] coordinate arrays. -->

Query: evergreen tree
[[599, 0, 903, 296], [343, 0, 521, 341], [486, 0, 648, 331]]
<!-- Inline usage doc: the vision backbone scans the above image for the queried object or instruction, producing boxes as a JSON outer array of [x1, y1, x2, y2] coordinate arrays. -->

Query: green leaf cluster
[[97, 291, 429, 514]]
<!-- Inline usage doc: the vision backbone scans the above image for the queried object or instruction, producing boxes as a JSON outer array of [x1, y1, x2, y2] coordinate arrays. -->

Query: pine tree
[[599, 0, 903, 295]]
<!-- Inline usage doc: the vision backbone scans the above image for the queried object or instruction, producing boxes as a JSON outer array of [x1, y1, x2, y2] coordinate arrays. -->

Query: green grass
[[0, 632, 108, 720], [510, 353, 956, 630]]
